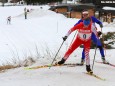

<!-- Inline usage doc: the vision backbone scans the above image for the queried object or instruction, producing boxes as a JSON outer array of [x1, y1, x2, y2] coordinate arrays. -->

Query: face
[[82, 13, 89, 19]]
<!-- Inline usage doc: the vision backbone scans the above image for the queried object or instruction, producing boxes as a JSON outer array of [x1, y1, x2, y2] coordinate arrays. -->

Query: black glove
[[100, 24, 103, 28], [97, 31, 102, 37], [62, 36, 68, 41]]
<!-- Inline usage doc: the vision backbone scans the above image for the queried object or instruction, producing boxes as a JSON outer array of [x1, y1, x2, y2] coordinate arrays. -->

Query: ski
[[84, 72, 106, 81], [25, 64, 61, 70], [95, 61, 115, 67], [24, 63, 80, 70], [68, 63, 84, 67]]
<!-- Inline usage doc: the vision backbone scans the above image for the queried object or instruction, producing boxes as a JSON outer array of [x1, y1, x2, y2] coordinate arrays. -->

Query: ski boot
[[56, 58, 66, 65], [86, 65, 93, 74], [102, 57, 109, 64], [80, 58, 85, 65]]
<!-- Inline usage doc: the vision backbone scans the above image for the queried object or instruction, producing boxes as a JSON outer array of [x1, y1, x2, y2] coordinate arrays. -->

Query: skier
[[57, 18, 93, 74], [74, 10, 109, 65], [7, 16, 11, 24], [24, 7, 27, 19]]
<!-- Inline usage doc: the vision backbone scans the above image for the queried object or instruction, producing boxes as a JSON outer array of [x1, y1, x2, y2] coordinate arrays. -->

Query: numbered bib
[[78, 33, 91, 41]]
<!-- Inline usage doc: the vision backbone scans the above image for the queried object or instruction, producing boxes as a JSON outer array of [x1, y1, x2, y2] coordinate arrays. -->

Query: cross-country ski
[[95, 61, 115, 67], [84, 72, 106, 81]]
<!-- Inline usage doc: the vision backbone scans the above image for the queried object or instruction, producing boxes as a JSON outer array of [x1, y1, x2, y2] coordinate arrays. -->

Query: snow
[[0, 5, 115, 86], [103, 6, 115, 10]]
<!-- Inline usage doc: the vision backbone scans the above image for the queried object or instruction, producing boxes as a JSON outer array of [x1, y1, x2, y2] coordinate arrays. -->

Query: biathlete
[[57, 18, 93, 74]]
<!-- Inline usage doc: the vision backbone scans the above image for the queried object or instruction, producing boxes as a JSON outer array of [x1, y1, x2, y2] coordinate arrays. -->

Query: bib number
[[83, 34, 86, 39], [78, 33, 91, 40]]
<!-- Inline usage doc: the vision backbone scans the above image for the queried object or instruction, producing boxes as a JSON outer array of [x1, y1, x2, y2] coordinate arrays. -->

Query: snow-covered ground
[[0, 5, 115, 86]]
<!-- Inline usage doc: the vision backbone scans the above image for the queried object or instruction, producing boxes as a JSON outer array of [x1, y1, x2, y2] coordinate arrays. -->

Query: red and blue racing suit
[[63, 22, 92, 65]]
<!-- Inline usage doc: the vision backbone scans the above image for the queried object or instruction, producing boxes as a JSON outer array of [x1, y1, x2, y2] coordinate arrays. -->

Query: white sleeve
[[91, 24, 98, 36]]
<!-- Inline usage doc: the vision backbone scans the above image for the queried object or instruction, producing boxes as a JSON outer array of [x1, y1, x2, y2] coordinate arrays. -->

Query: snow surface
[[0, 5, 115, 86], [103, 6, 115, 10]]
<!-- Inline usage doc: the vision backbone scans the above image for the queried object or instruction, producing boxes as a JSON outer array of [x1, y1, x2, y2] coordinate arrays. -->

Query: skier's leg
[[84, 41, 91, 66], [58, 38, 82, 64], [84, 40, 93, 73], [96, 38, 105, 58], [81, 48, 85, 65], [63, 38, 81, 60]]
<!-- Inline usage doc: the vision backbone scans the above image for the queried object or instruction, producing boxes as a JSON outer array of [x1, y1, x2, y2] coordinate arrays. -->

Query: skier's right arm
[[63, 23, 82, 41], [74, 19, 83, 26]]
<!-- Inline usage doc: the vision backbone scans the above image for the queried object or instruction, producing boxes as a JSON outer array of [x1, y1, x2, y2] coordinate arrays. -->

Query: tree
[[2, 0, 7, 6]]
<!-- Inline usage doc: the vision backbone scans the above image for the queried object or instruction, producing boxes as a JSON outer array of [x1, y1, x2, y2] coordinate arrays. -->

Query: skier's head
[[83, 18, 91, 26], [82, 9, 89, 19]]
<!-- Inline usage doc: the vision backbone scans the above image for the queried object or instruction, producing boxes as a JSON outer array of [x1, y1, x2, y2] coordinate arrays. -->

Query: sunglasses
[[82, 14, 88, 16]]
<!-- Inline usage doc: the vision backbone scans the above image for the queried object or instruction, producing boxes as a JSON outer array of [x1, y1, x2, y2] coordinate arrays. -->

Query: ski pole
[[92, 47, 97, 70], [69, 31, 77, 47], [92, 27, 104, 70], [49, 40, 65, 69]]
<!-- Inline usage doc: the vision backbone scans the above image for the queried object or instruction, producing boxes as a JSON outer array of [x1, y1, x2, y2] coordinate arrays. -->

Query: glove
[[97, 31, 102, 37], [100, 24, 103, 28], [62, 36, 68, 41]]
